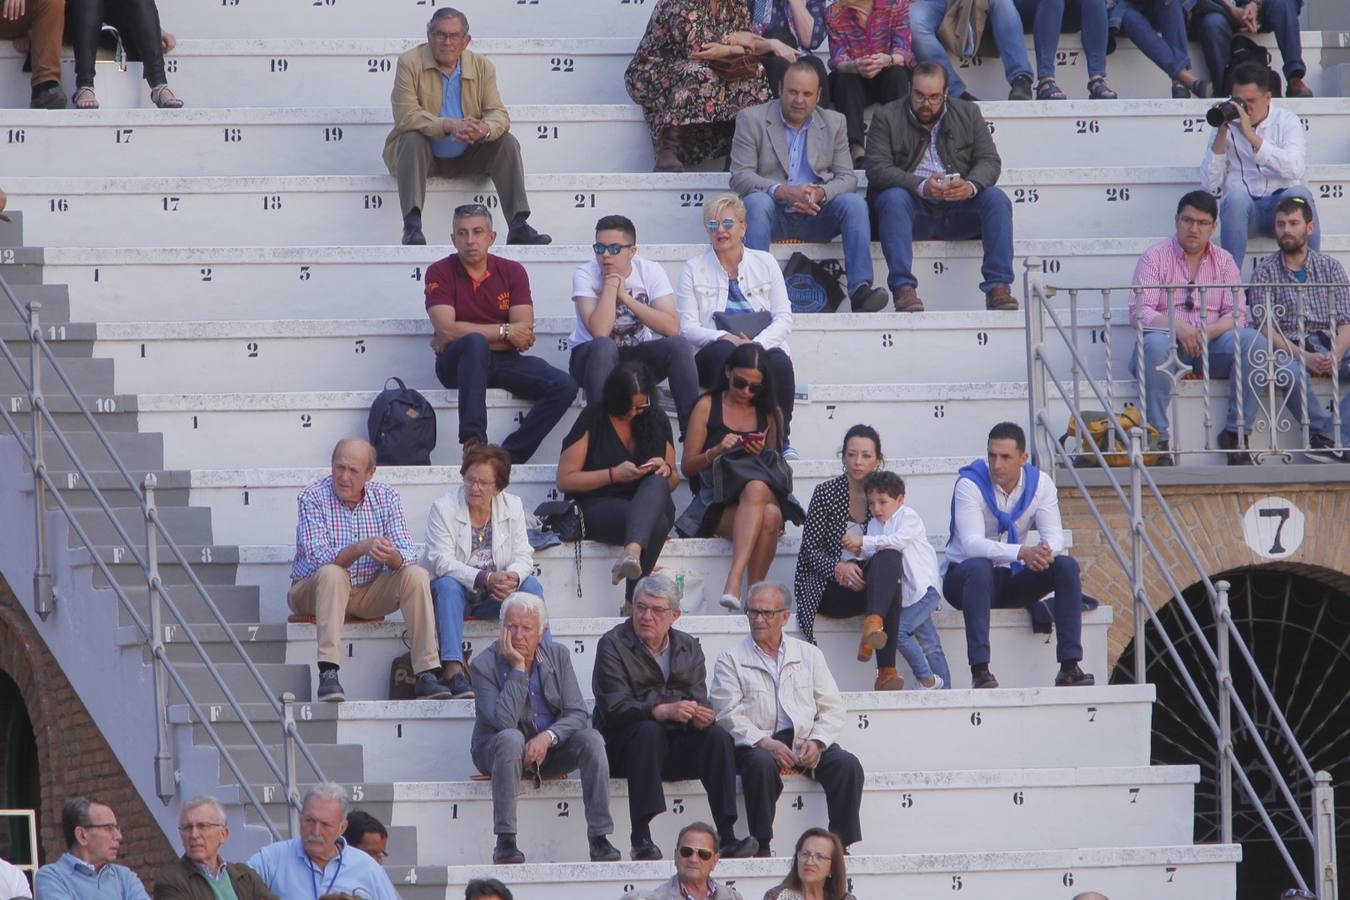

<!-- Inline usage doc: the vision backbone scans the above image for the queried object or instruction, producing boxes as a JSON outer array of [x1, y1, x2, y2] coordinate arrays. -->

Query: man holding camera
[[1200, 61, 1317, 275]]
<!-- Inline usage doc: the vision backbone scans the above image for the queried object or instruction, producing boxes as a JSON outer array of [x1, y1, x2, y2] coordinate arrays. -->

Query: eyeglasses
[[593, 242, 635, 256], [630, 402, 651, 415], [453, 203, 493, 220], [911, 90, 946, 106], [367, 849, 389, 862], [705, 218, 738, 233], [633, 602, 673, 616], [83, 823, 123, 834], [178, 822, 224, 834], [1177, 215, 1215, 229], [797, 850, 831, 864], [730, 375, 764, 395], [678, 845, 714, 861], [463, 477, 497, 490], [1280, 891, 1316, 899], [746, 607, 787, 619], [429, 29, 467, 42]]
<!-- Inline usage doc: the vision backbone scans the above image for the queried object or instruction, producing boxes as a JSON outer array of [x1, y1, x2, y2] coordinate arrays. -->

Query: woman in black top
[[557, 362, 679, 613], [67, 0, 183, 108]]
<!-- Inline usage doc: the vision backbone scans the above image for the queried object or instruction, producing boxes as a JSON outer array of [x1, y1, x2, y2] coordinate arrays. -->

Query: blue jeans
[[875, 186, 1014, 294], [1116, 0, 1192, 79], [1130, 327, 1266, 442], [1014, 0, 1110, 80], [1194, 0, 1305, 83], [909, 0, 1033, 96], [744, 191, 874, 293], [1218, 185, 1320, 275], [430, 573, 544, 663], [1276, 348, 1350, 445], [943, 556, 1085, 667], [897, 586, 951, 684]]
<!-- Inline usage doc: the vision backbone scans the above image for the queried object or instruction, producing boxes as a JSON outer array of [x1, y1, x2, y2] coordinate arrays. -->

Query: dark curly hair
[[601, 361, 670, 462]]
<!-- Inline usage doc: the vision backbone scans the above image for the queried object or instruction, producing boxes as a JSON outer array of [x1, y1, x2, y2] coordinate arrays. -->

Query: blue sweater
[[34, 854, 149, 900]]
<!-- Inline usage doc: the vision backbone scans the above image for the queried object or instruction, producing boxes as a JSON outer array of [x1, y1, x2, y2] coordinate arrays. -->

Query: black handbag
[[713, 309, 773, 339], [783, 252, 846, 313], [533, 499, 584, 542]]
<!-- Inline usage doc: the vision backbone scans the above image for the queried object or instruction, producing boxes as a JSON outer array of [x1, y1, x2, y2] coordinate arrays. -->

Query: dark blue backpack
[[368, 377, 437, 466]]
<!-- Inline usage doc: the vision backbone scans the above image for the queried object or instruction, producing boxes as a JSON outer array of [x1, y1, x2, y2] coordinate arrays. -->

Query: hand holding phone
[[738, 430, 767, 448]]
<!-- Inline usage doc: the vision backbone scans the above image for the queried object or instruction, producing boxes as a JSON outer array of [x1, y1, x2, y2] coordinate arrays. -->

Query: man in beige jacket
[[383, 8, 550, 247]]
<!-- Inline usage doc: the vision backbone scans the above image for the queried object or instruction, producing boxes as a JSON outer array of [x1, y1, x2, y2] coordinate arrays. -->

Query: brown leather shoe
[[857, 614, 886, 662], [1286, 77, 1313, 98], [874, 667, 904, 691], [653, 127, 684, 172], [893, 285, 924, 312], [985, 284, 1018, 311]]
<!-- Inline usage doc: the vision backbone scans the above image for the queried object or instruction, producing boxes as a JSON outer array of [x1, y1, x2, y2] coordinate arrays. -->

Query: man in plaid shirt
[[1250, 195, 1350, 463], [289, 438, 452, 701]]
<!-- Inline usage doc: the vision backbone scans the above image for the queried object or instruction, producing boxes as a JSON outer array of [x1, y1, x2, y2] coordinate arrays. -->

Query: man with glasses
[[622, 822, 744, 900], [1129, 190, 1266, 464], [569, 215, 699, 437], [710, 582, 864, 857], [427, 204, 577, 464], [247, 784, 396, 900], [341, 811, 389, 864], [593, 574, 759, 861], [35, 798, 149, 899], [865, 62, 1015, 313], [383, 7, 550, 247], [153, 796, 273, 900]]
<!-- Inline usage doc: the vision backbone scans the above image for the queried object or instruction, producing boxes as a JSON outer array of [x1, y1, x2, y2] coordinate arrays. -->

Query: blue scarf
[[948, 459, 1040, 574]]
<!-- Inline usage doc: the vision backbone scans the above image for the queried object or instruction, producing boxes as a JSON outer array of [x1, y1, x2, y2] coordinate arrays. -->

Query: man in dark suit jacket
[[730, 60, 889, 314], [865, 61, 1015, 313], [593, 575, 760, 861], [469, 592, 621, 865]]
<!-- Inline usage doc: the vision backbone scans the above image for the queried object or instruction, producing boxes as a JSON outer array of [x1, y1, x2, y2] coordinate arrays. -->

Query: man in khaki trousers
[[0, 0, 67, 108], [289, 438, 451, 702]]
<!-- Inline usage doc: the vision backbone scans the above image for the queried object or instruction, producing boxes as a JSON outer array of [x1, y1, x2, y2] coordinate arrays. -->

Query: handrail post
[[1129, 427, 1146, 683], [27, 301, 53, 619], [1216, 579, 1234, 845], [281, 692, 300, 839], [1314, 770, 1338, 899], [1023, 264, 1048, 468], [145, 474, 176, 804]]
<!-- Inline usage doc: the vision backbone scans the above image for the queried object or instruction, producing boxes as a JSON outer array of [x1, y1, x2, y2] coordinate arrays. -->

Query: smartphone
[[639, 461, 660, 472], [739, 430, 767, 446], [937, 173, 958, 187]]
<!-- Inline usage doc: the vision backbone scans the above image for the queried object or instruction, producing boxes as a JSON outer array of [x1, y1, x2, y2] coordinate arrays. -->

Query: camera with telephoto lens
[[1206, 97, 1248, 127]]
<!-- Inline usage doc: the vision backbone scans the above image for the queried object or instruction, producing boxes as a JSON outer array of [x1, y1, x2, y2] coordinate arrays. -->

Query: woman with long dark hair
[[557, 362, 679, 613]]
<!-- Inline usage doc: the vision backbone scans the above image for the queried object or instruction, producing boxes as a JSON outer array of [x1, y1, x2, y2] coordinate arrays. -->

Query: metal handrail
[[1024, 268, 1340, 898], [0, 270, 326, 840]]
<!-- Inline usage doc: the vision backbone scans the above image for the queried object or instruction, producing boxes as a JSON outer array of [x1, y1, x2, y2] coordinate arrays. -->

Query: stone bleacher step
[[167, 660, 311, 706], [111, 583, 262, 629]]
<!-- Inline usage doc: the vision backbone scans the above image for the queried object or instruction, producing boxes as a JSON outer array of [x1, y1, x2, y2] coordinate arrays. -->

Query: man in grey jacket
[[469, 592, 622, 865], [865, 61, 1015, 313]]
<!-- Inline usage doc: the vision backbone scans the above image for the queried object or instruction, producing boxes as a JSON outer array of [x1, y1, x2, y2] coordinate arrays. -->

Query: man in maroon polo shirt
[[426, 203, 577, 464]]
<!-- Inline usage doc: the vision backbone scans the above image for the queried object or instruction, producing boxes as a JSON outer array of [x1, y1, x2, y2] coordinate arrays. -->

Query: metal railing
[[1024, 267, 1340, 898], [0, 271, 326, 841]]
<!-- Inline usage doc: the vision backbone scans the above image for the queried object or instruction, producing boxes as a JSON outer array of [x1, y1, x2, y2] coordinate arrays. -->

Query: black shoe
[[415, 671, 453, 699], [971, 669, 999, 689], [1152, 439, 1175, 467], [752, 841, 772, 858], [1217, 429, 1255, 465], [1008, 74, 1033, 101], [30, 82, 66, 110], [849, 282, 890, 313], [1054, 663, 1096, 687], [1171, 79, 1190, 99], [719, 836, 759, 859], [1305, 434, 1343, 464], [630, 838, 662, 861], [402, 217, 426, 246], [590, 836, 622, 862], [506, 219, 552, 245], [444, 670, 475, 699], [316, 669, 345, 702], [494, 834, 526, 865], [958, 91, 981, 103]]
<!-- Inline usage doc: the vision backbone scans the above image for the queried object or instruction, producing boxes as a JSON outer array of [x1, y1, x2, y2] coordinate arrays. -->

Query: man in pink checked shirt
[[1128, 190, 1267, 465]]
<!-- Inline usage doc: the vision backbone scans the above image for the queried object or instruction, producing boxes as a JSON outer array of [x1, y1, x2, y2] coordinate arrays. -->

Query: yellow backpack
[[1059, 406, 1163, 467]]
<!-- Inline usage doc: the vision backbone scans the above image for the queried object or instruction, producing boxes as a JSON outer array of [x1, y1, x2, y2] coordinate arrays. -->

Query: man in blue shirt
[[246, 784, 397, 900], [34, 798, 149, 900]]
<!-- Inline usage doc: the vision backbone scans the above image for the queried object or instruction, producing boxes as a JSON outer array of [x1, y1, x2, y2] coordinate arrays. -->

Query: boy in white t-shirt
[[842, 470, 951, 690], [0, 856, 31, 900], [569, 215, 699, 437]]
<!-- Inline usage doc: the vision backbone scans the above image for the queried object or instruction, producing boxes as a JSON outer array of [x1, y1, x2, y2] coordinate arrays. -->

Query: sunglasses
[[731, 375, 764, 394], [453, 203, 493, 219], [593, 242, 635, 256], [678, 845, 714, 861], [705, 218, 738, 232]]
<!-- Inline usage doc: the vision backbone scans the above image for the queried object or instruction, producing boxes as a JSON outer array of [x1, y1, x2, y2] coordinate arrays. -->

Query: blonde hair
[[703, 193, 746, 224]]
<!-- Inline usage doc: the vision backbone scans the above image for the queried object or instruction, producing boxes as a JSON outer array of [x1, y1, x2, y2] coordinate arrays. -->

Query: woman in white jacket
[[677, 193, 798, 455], [424, 443, 542, 699]]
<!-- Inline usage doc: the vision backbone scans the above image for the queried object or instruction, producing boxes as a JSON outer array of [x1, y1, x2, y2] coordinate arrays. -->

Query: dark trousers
[[942, 556, 1085, 667], [735, 728, 864, 846], [69, 0, 168, 87], [759, 26, 831, 107], [817, 549, 904, 669], [434, 332, 577, 464], [569, 336, 700, 439], [693, 341, 795, 439], [394, 130, 531, 224], [828, 66, 910, 151], [604, 719, 741, 841], [1194, 0, 1305, 84], [576, 475, 675, 601]]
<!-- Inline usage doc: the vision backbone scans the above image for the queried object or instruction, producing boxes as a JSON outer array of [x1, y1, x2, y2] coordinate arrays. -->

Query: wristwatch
[[546, 729, 560, 747]]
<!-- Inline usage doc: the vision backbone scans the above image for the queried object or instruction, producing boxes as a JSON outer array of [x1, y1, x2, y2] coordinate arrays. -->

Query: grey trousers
[[471, 727, 615, 837], [393, 130, 530, 223]]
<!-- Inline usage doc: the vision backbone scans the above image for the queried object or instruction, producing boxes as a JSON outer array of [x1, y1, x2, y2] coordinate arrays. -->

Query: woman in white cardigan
[[424, 443, 541, 699], [676, 193, 798, 455]]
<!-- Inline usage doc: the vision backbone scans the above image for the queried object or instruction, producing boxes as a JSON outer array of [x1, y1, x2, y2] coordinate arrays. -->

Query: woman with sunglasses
[[557, 362, 680, 614], [677, 193, 797, 457], [763, 828, 854, 900], [677, 342, 805, 611]]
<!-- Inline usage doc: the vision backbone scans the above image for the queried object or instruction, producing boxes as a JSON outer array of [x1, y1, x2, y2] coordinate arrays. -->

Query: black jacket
[[863, 96, 1002, 199], [592, 619, 709, 734]]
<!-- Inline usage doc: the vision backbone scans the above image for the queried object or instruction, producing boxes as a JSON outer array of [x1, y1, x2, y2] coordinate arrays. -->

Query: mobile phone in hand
[[739, 430, 767, 446]]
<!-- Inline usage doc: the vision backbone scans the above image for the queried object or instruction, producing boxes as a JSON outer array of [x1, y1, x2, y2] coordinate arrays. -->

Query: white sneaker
[[719, 593, 743, 612], [782, 444, 799, 461], [915, 673, 945, 690]]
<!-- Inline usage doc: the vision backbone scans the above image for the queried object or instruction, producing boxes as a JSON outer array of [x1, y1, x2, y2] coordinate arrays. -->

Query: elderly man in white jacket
[[424, 444, 542, 699], [710, 582, 864, 857]]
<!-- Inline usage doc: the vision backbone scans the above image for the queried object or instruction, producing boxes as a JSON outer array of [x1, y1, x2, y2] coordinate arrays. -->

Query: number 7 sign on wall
[[1241, 497, 1305, 560]]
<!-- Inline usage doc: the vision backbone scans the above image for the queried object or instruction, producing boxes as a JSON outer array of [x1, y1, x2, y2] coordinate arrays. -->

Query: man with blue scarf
[[943, 422, 1094, 689]]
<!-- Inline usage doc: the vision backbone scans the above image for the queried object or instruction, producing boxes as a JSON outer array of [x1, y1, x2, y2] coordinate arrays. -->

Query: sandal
[[72, 86, 99, 110], [1035, 77, 1066, 100], [1087, 76, 1118, 100], [150, 84, 184, 109]]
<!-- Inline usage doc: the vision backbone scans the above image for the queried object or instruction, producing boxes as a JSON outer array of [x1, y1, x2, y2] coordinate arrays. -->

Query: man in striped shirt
[[289, 437, 450, 701]]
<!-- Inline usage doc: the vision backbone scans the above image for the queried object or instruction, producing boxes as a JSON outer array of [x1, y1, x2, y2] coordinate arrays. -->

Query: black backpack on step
[[368, 376, 437, 466]]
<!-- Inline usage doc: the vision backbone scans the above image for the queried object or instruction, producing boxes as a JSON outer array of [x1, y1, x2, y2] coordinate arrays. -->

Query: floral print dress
[[625, 0, 771, 166]]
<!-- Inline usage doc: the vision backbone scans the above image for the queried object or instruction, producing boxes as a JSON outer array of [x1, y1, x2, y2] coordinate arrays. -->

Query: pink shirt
[[1129, 236, 1246, 330]]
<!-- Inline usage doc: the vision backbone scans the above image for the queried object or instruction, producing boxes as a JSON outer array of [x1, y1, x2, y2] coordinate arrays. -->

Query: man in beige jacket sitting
[[383, 7, 550, 247]]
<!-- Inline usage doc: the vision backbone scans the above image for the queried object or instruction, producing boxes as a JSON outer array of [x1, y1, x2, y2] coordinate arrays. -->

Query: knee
[[519, 575, 545, 597], [431, 575, 465, 604], [958, 558, 995, 591], [1049, 554, 1080, 582], [491, 729, 526, 757], [629, 719, 668, 748], [549, 369, 580, 399], [740, 747, 778, 778], [744, 191, 776, 218], [588, 335, 620, 366], [876, 187, 915, 217], [663, 333, 695, 360], [456, 330, 490, 357], [742, 480, 774, 505], [492, 130, 523, 157], [979, 186, 1012, 216], [575, 727, 608, 761], [399, 563, 431, 590], [761, 501, 784, 530], [314, 565, 351, 590], [835, 191, 868, 221]]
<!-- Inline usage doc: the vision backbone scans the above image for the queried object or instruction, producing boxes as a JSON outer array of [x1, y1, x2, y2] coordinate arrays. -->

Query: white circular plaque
[[1241, 497, 1305, 560]]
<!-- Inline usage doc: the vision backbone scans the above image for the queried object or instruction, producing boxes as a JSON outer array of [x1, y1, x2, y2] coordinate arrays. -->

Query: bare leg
[[716, 482, 774, 597], [747, 499, 783, 585]]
